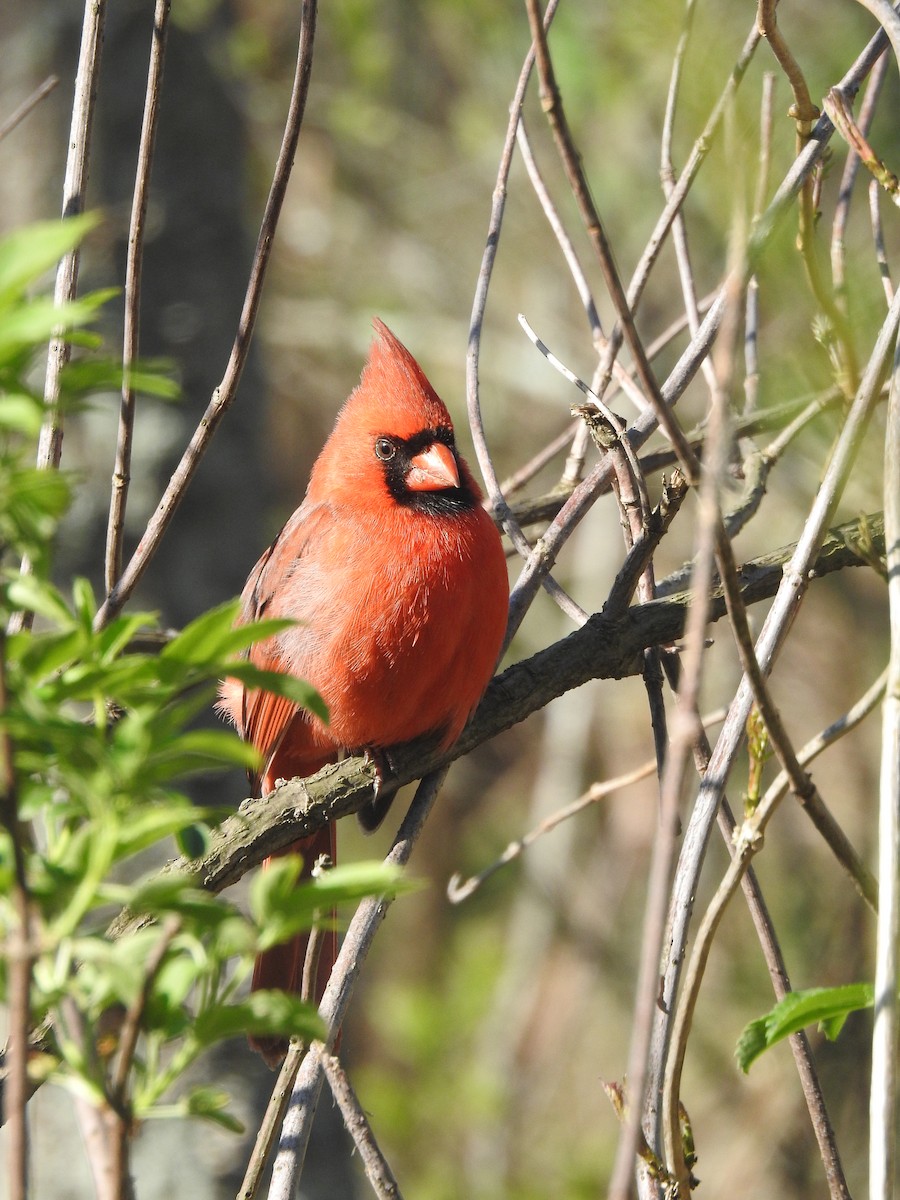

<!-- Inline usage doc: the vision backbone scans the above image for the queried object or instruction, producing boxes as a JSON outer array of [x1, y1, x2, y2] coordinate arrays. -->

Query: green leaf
[[183, 1086, 245, 1134], [153, 729, 260, 770], [5, 571, 74, 628], [113, 802, 208, 860], [160, 599, 241, 664], [249, 854, 304, 923], [0, 214, 100, 302], [305, 860, 410, 906], [251, 856, 409, 951], [225, 662, 328, 723], [59, 357, 180, 401], [0, 468, 72, 562], [175, 823, 211, 860], [736, 983, 874, 1072], [95, 610, 159, 664], [152, 955, 200, 1012], [125, 872, 229, 923], [7, 628, 84, 682], [0, 291, 117, 358], [0, 392, 44, 436], [162, 601, 294, 667], [72, 576, 97, 630], [72, 930, 165, 1011], [193, 990, 325, 1046]]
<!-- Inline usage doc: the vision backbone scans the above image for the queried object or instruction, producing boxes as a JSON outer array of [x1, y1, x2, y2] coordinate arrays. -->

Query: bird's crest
[[350, 318, 454, 439]]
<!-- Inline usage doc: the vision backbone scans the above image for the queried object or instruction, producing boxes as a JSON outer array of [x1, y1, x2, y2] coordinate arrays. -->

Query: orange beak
[[405, 441, 460, 492]]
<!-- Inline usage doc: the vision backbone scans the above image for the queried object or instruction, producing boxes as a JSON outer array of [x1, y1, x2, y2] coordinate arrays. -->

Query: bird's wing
[[228, 501, 334, 790]]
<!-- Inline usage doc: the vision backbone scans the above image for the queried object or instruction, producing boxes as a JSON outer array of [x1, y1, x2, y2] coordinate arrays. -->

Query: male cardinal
[[218, 319, 509, 1064]]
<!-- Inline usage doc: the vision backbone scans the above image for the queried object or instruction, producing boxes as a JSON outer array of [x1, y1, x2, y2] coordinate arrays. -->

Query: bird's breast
[[275, 506, 506, 754]]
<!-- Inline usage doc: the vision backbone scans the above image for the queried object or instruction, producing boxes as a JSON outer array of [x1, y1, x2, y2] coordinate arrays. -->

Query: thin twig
[[743, 71, 775, 421], [648, 278, 900, 1188], [268, 769, 448, 1199], [105, 0, 172, 593], [239, 1035, 307, 1200], [628, 22, 761, 319], [516, 119, 654, 417], [659, 0, 718, 399], [756, 0, 820, 132], [466, 0, 559, 520], [831, 49, 889, 304], [825, 86, 900, 210], [505, 290, 726, 644], [0, 634, 31, 1200], [849, 0, 900, 65], [605, 471, 688, 616], [0, 75, 59, 143], [447, 710, 727, 905], [37, 0, 107, 474], [322, 1055, 404, 1200], [870, 339, 900, 1200], [748, 17, 892, 271], [496, 289, 717, 509], [518, 315, 651, 518], [94, 0, 319, 631], [870, 180, 895, 305], [709, 747, 851, 1199], [515, 118, 601, 344], [662, 671, 885, 1200], [239, 921, 326, 1199], [648, 262, 741, 1196], [755, 0, 858, 402], [110, 916, 181, 1104], [464, 0, 591, 637], [525, 0, 699, 480]]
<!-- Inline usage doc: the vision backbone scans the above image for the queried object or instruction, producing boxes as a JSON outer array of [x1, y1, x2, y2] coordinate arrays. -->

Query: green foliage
[[736, 982, 874, 1073], [0, 216, 402, 1139]]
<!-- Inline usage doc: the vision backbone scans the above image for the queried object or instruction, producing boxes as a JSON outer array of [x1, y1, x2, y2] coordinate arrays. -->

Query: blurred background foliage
[[1, 0, 897, 1196]]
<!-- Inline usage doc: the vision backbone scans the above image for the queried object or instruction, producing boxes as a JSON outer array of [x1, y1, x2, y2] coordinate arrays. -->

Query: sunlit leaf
[[0, 392, 43, 436], [0, 291, 117, 357], [175, 823, 211, 860], [225, 662, 328, 723], [95, 610, 159, 664], [161, 600, 293, 666], [736, 983, 874, 1072], [193, 990, 324, 1046], [5, 572, 74, 627], [0, 213, 100, 302], [183, 1086, 245, 1133], [251, 857, 409, 951], [60, 357, 180, 401]]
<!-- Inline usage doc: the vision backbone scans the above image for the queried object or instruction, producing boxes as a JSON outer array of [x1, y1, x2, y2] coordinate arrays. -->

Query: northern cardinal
[[218, 319, 509, 1064]]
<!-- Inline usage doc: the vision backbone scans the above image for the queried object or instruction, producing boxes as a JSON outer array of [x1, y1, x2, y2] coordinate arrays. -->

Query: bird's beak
[[406, 442, 460, 492]]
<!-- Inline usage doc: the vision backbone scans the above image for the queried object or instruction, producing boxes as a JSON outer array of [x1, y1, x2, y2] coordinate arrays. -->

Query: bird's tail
[[248, 822, 338, 1068]]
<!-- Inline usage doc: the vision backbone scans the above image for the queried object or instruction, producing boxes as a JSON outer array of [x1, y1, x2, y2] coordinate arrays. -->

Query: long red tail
[[249, 822, 338, 1067]]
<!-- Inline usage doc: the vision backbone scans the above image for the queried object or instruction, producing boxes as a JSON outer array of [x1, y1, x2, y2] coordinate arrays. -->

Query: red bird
[[219, 320, 509, 1063]]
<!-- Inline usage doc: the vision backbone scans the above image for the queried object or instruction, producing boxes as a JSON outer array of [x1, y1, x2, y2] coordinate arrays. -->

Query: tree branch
[[150, 510, 886, 902]]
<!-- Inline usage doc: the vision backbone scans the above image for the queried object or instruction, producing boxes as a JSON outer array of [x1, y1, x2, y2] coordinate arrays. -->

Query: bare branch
[[0, 635, 32, 1200], [649, 279, 900, 1188], [104, 0, 172, 593], [662, 670, 885, 1200], [0, 75, 59, 143], [870, 337, 900, 1200], [94, 0, 319, 630], [322, 1055, 404, 1200], [268, 769, 447, 1199]]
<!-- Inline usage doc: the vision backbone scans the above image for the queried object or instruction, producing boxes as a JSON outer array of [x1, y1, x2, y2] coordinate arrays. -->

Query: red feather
[[219, 319, 509, 1065]]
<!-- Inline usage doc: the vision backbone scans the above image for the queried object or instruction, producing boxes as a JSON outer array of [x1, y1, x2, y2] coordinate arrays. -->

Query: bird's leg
[[356, 748, 400, 832]]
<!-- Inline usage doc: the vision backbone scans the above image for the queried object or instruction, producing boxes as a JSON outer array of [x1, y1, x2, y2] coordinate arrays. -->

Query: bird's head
[[309, 319, 483, 515]]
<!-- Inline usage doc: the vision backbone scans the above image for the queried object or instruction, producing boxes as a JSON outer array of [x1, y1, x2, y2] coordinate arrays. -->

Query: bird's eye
[[374, 438, 396, 461]]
